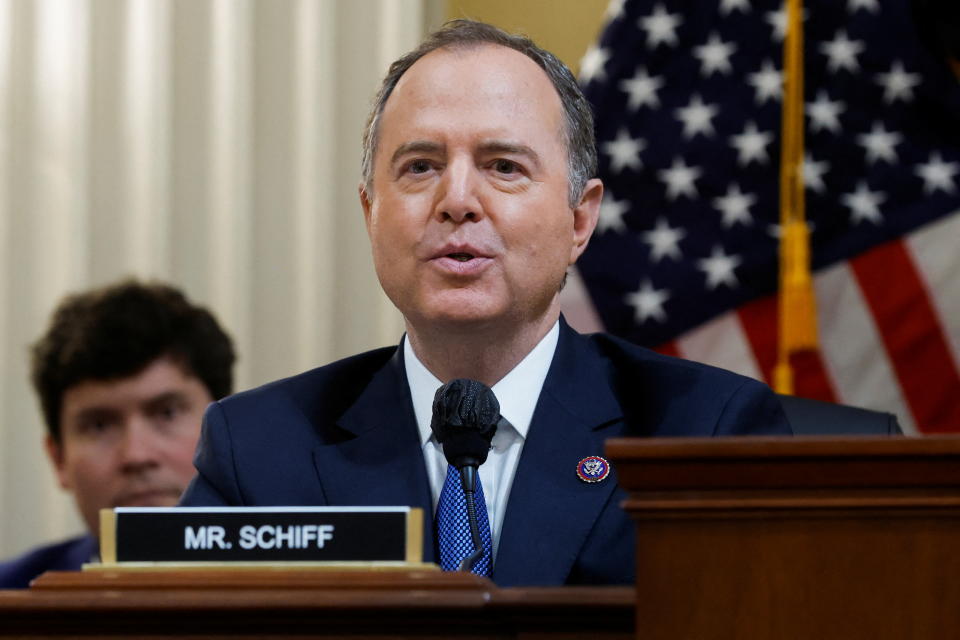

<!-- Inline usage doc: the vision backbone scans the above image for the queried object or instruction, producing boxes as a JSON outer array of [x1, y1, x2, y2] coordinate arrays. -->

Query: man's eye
[[493, 159, 518, 174], [153, 404, 182, 421], [408, 159, 432, 174], [78, 417, 117, 435]]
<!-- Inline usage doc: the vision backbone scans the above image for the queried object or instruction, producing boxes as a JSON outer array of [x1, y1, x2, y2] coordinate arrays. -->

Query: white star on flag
[[693, 32, 737, 76], [747, 60, 782, 104], [674, 94, 719, 139], [720, 0, 750, 15], [625, 280, 670, 323], [640, 4, 682, 49], [602, 128, 645, 173], [579, 45, 611, 84], [597, 194, 631, 234], [915, 152, 959, 194], [765, 6, 809, 42], [842, 181, 886, 225], [697, 246, 742, 289], [856, 121, 903, 164], [847, 0, 880, 13], [819, 30, 865, 73], [765, 8, 787, 42], [730, 121, 774, 166], [803, 153, 831, 193], [642, 217, 686, 262], [643, 217, 687, 262], [658, 157, 702, 200], [712, 184, 756, 227], [807, 91, 846, 133], [619, 67, 664, 110], [875, 60, 922, 104]]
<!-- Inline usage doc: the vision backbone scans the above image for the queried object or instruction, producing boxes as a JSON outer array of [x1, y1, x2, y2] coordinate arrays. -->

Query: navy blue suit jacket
[[181, 321, 791, 586], [0, 535, 97, 589]]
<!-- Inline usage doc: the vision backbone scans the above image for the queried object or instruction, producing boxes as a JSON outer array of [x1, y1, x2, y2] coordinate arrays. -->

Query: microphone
[[430, 379, 499, 573]]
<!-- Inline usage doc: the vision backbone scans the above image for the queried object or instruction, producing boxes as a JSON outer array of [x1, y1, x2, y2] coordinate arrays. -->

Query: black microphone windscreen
[[430, 379, 500, 469]]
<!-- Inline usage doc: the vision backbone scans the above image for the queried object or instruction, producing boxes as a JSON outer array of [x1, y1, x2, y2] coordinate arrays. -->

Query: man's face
[[361, 44, 601, 334], [45, 356, 212, 538]]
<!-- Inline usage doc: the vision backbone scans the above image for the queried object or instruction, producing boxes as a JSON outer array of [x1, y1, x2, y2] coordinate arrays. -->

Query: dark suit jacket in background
[[0, 535, 96, 589], [181, 319, 792, 586], [779, 394, 903, 435]]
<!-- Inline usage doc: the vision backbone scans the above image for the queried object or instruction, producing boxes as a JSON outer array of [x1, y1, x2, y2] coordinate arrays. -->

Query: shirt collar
[[405, 321, 560, 446]]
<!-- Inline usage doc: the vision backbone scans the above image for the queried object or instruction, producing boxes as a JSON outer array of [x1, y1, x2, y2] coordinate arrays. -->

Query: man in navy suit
[[181, 20, 792, 586], [0, 281, 235, 588]]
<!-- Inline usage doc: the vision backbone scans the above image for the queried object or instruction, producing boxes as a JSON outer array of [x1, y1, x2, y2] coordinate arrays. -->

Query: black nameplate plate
[[99, 507, 423, 564]]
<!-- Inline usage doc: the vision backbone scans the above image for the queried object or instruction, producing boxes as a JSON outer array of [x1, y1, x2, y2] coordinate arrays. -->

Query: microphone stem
[[457, 466, 485, 573]]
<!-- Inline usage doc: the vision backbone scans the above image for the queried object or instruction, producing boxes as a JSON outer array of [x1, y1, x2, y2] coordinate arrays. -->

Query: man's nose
[[435, 157, 484, 223], [118, 419, 161, 471]]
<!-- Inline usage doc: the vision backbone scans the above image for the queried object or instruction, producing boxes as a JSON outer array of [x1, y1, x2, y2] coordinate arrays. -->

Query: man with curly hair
[[0, 280, 235, 588]]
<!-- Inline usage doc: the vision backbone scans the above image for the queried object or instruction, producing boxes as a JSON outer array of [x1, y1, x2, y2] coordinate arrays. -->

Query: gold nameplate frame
[[95, 506, 428, 570]]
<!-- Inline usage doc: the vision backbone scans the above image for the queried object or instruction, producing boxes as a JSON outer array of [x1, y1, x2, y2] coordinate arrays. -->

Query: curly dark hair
[[31, 280, 236, 442]]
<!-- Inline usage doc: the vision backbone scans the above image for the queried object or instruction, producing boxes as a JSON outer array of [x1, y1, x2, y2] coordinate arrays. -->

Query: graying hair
[[360, 19, 597, 208]]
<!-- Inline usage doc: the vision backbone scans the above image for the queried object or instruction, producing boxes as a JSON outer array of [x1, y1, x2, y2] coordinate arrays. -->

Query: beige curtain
[[0, 0, 432, 559]]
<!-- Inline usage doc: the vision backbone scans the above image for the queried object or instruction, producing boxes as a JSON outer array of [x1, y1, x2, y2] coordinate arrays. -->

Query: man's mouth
[[430, 247, 493, 275]]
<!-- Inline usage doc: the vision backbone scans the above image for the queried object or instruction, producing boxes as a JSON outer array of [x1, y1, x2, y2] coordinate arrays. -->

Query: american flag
[[562, 0, 960, 433]]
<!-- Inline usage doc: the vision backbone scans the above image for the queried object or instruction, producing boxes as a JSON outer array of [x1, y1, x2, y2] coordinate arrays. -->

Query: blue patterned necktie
[[435, 464, 493, 576]]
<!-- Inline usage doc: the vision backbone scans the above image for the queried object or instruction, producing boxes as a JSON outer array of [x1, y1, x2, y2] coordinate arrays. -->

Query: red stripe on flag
[[851, 239, 960, 433], [737, 294, 838, 403], [654, 340, 681, 358], [737, 296, 778, 384], [789, 350, 838, 403]]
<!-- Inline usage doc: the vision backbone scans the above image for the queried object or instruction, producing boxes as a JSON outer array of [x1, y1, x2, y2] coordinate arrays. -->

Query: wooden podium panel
[[0, 569, 634, 639], [607, 436, 960, 640]]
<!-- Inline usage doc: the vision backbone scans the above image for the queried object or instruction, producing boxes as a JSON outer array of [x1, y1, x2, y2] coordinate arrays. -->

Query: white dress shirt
[[403, 321, 560, 560]]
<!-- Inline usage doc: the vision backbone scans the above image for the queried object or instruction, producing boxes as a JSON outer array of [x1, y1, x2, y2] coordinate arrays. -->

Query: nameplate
[[98, 506, 424, 565]]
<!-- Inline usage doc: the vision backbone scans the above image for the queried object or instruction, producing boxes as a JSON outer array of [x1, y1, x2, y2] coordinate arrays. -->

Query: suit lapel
[[311, 345, 436, 562], [494, 320, 624, 586]]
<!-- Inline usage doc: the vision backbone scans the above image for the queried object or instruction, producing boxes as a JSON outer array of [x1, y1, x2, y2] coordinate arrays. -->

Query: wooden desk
[[0, 569, 634, 639]]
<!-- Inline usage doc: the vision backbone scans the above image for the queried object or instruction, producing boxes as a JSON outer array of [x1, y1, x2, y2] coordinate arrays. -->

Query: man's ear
[[569, 178, 603, 265], [359, 182, 373, 231], [44, 434, 71, 491]]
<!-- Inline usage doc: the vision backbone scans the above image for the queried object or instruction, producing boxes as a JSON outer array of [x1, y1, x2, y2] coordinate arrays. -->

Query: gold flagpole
[[774, 0, 819, 394]]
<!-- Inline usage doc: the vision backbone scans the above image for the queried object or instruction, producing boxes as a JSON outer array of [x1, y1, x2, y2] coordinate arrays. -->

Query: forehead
[[60, 358, 208, 415], [378, 43, 565, 147]]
